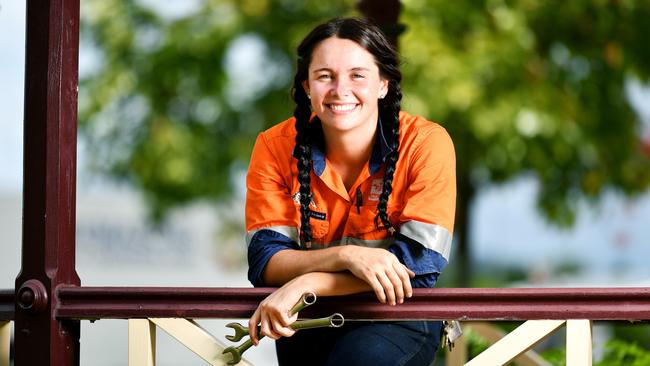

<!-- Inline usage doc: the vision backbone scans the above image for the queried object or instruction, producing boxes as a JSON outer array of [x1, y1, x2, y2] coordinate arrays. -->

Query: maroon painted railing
[[4, 286, 650, 323], [0, 286, 636, 321]]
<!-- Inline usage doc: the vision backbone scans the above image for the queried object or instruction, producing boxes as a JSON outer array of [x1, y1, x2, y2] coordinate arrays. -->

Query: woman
[[245, 17, 456, 366]]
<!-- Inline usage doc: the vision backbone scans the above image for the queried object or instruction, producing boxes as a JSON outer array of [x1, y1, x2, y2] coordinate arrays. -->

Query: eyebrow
[[311, 67, 371, 73]]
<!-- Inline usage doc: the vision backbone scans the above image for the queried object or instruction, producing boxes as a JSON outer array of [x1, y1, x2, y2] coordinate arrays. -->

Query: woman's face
[[303, 37, 388, 135]]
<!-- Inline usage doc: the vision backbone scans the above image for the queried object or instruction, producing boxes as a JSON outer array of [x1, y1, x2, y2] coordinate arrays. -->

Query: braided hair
[[291, 18, 403, 247]]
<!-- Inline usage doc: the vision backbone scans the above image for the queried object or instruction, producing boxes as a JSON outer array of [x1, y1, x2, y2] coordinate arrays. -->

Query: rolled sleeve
[[247, 229, 299, 287], [388, 235, 448, 288]]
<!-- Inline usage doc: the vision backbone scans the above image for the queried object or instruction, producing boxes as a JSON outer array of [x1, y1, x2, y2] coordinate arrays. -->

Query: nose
[[331, 77, 351, 97]]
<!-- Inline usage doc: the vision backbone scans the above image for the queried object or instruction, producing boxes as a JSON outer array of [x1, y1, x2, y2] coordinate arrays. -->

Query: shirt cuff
[[388, 235, 448, 288], [247, 229, 299, 287]]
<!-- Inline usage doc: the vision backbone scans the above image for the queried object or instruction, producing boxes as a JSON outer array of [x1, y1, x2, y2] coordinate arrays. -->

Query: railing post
[[14, 0, 81, 365], [129, 319, 156, 366], [0, 321, 10, 366], [566, 320, 593, 366], [466, 320, 565, 366], [150, 318, 254, 366]]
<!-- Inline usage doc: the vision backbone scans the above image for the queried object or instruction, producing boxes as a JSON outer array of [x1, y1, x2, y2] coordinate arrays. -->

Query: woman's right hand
[[248, 276, 308, 345], [340, 246, 415, 305]]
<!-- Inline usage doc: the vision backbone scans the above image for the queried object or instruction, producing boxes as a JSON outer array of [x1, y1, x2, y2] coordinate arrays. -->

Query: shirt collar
[[293, 117, 393, 177]]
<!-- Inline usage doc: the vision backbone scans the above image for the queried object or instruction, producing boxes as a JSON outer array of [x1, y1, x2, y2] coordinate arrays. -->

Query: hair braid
[[292, 73, 315, 247], [375, 79, 402, 233]]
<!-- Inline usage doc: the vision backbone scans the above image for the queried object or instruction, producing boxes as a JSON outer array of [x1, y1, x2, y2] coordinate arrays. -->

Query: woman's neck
[[322, 122, 377, 191]]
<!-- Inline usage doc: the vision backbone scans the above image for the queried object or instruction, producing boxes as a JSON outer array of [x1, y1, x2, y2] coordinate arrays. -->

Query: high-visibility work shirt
[[246, 111, 456, 288]]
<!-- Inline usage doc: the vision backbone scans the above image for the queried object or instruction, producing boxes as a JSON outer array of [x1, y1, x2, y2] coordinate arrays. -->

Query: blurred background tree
[[79, 0, 650, 286]]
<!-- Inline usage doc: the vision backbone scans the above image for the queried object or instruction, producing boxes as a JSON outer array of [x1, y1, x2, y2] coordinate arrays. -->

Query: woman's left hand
[[248, 278, 308, 345]]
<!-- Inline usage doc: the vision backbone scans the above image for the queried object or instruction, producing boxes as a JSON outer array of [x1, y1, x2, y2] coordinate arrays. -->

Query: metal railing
[[3, 286, 650, 365]]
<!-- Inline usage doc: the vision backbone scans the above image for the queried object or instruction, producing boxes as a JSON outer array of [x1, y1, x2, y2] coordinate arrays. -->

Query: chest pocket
[[348, 205, 401, 241], [309, 218, 329, 239]]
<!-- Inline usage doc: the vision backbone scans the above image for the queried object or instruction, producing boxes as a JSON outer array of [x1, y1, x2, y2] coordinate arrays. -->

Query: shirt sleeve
[[394, 124, 456, 285], [388, 235, 447, 288], [248, 229, 299, 287], [246, 133, 299, 238], [246, 132, 301, 286]]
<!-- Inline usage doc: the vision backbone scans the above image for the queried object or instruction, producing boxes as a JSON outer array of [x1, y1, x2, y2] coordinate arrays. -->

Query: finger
[[272, 321, 296, 338], [376, 272, 396, 306], [260, 312, 280, 340], [395, 263, 413, 299], [385, 267, 405, 304], [404, 265, 416, 278], [272, 312, 297, 338], [366, 274, 387, 303], [273, 309, 299, 338], [248, 310, 261, 344]]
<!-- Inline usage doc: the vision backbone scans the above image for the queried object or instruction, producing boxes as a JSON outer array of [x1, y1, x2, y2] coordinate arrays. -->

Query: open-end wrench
[[224, 291, 317, 342], [224, 312, 344, 342], [222, 313, 344, 365]]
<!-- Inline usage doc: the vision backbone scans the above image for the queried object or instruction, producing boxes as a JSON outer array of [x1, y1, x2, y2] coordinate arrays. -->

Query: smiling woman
[[244, 17, 456, 366]]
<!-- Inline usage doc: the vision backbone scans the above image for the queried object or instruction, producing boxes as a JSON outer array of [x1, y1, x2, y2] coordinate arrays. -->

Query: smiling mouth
[[327, 103, 358, 112]]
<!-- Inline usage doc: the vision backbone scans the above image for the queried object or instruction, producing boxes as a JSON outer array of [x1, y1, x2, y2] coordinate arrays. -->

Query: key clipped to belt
[[443, 320, 463, 351]]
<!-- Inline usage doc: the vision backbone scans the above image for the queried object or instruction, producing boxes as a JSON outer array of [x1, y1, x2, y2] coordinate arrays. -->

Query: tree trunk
[[455, 175, 476, 287], [357, 0, 405, 48]]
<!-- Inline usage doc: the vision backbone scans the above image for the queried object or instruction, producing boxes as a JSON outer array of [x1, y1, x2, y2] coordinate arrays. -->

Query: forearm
[[263, 246, 351, 286], [287, 271, 372, 297]]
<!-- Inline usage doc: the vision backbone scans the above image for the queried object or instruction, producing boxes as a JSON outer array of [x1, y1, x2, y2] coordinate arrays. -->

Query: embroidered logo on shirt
[[369, 179, 383, 201], [308, 210, 327, 221]]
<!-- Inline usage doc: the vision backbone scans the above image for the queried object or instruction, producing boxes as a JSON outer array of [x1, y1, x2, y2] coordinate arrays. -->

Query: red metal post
[[14, 0, 81, 365]]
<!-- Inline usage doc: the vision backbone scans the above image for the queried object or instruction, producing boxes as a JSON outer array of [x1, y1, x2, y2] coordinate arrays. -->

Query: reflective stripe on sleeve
[[307, 237, 395, 250], [246, 226, 299, 246], [399, 220, 452, 261]]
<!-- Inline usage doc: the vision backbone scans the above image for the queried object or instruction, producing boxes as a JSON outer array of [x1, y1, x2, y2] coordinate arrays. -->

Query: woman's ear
[[302, 80, 310, 99], [379, 79, 389, 99]]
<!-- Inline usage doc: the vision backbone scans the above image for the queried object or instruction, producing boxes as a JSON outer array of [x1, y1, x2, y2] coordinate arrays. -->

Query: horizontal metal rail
[[53, 286, 650, 321], [0, 290, 13, 321]]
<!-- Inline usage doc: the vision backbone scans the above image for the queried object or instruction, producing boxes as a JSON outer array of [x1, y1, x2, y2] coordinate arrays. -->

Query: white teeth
[[330, 104, 356, 111]]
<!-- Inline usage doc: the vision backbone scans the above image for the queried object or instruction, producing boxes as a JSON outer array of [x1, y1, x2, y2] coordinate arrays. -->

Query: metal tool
[[225, 312, 345, 342], [222, 292, 322, 365], [222, 313, 344, 364], [289, 291, 317, 315]]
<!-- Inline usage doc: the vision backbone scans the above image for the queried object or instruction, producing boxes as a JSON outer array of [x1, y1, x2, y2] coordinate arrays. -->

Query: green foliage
[[539, 338, 650, 366], [596, 339, 650, 366], [79, 0, 356, 217], [80, 0, 650, 225], [540, 347, 566, 366], [399, 0, 650, 226]]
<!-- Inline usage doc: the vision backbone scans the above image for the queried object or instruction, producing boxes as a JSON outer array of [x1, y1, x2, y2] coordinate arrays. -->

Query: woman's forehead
[[309, 37, 378, 71]]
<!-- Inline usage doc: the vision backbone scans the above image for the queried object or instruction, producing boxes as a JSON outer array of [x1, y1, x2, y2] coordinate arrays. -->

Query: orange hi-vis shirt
[[245, 111, 456, 267]]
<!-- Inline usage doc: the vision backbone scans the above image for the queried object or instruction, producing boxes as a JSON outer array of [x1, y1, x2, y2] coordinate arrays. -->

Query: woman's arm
[[264, 244, 414, 306], [248, 270, 381, 345]]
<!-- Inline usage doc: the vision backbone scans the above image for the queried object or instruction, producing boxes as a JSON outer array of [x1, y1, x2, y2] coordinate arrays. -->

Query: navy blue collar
[[294, 117, 393, 176]]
